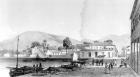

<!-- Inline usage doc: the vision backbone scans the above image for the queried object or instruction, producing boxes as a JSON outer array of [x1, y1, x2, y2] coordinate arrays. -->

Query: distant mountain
[[0, 31, 81, 51], [100, 34, 130, 52], [0, 31, 130, 52]]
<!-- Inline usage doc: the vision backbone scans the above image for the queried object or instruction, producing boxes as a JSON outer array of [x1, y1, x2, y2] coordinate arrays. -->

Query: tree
[[94, 40, 99, 43], [104, 40, 113, 44], [31, 41, 41, 48], [63, 37, 72, 48], [63, 37, 72, 54], [58, 46, 63, 51]]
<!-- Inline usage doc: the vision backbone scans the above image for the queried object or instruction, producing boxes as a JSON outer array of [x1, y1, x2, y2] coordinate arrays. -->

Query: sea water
[[0, 58, 70, 77]]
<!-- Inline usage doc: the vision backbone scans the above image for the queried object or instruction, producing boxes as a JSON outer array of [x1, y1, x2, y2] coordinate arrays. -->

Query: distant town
[[0, 36, 130, 61]]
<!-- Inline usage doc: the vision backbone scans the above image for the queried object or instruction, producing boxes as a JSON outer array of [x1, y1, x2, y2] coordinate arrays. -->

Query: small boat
[[9, 66, 34, 77]]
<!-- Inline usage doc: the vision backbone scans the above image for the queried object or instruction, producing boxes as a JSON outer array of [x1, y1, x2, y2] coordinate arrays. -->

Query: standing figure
[[108, 63, 112, 74], [110, 62, 113, 70], [98, 59, 101, 66], [124, 62, 127, 68], [105, 63, 110, 74], [124, 59, 127, 68], [33, 64, 36, 71], [92, 59, 94, 66], [36, 64, 39, 73], [96, 59, 99, 66], [39, 62, 43, 70], [119, 59, 124, 68], [101, 59, 104, 66]]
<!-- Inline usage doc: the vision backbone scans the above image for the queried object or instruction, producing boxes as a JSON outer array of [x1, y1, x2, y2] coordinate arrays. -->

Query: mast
[[16, 35, 19, 68]]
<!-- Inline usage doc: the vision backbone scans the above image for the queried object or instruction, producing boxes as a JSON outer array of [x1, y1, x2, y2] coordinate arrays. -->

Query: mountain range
[[0, 31, 80, 51], [100, 34, 130, 52], [0, 31, 130, 52]]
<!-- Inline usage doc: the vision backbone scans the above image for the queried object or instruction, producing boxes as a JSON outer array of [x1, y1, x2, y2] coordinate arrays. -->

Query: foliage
[[94, 40, 99, 43], [105, 40, 113, 43], [63, 37, 72, 49], [58, 46, 63, 51], [31, 41, 41, 48]]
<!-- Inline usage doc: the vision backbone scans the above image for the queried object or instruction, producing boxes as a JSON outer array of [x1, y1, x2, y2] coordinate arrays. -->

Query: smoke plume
[[80, 0, 88, 40]]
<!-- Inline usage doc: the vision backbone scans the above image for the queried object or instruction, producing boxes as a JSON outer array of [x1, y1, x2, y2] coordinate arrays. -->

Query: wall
[[131, 0, 140, 73]]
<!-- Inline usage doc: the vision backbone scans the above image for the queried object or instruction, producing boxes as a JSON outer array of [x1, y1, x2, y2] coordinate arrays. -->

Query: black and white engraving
[[0, 0, 139, 77]]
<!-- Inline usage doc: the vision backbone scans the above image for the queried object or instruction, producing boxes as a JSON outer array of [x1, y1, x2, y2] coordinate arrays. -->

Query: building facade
[[122, 46, 131, 58], [130, 0, 140, 74], [78, 41, 118, 59]]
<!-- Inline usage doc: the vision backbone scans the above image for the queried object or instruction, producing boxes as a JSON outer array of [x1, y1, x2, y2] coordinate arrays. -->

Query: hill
[[100, 34, 130, 52], [0, 31, 81, 51]]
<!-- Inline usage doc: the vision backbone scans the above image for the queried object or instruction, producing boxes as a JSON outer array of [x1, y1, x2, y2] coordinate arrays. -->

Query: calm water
[[0, 58, 70, 77], [0, 58, 122, 77]]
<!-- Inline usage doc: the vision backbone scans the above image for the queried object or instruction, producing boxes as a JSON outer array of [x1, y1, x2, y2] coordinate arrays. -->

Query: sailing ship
[[9, 36, 35, 77]]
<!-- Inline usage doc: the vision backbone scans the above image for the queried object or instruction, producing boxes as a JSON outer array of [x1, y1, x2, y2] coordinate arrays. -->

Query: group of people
[[91, 59, 117, 74], [104, 61, 115, 74], [33, 63, 43, 72], [92, 59, 117, 66], [92, 59, 104, 66], [104, 59, 128, 74]]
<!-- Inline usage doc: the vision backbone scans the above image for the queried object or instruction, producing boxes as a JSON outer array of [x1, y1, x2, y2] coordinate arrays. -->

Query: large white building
[[30, 46, 46, 58], [77, 41, 118, 59]]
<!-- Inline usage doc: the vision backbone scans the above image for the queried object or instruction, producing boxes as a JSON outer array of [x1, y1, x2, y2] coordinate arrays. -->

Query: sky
[[0, 0, 134, 41]]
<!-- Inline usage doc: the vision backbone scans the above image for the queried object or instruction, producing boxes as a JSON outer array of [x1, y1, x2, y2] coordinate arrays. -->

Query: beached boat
[[9, 36, 37, 77], [9, 66, 34, 77]]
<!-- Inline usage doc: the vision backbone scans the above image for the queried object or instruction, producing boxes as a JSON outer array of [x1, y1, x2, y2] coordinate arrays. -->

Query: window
[[108, 52, 110, 58], [104, 46, 106, 49], [89, 52, 91, 57], [95, 52, 98, 57]]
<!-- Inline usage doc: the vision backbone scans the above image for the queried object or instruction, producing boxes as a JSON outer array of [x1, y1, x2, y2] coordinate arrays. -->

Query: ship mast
[[16, 35, 19, 68]]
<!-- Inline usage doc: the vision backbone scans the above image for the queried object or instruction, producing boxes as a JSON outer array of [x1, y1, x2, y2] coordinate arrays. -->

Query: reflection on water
[[0, 58, 70, 77]]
